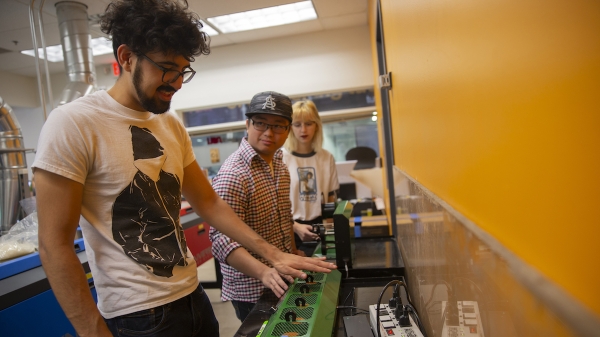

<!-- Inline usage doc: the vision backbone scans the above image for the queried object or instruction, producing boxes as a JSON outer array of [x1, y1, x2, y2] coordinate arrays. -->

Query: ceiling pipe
[[28, 0, 49, 120], [55, 1, 96, 106], [37, 0, 54, 112]]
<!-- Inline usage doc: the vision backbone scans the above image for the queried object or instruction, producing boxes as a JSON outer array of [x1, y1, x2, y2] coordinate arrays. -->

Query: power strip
[[441, 301, 484, 337], [368, 304, 424, 337]]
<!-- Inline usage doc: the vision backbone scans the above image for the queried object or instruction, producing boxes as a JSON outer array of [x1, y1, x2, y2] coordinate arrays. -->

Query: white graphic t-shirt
[[32, 90, 198, 318], [282, 149, 339, 221]]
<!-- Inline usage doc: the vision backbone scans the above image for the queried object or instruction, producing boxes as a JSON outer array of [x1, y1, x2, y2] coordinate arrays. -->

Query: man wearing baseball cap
[[209, 91, 303, 321]]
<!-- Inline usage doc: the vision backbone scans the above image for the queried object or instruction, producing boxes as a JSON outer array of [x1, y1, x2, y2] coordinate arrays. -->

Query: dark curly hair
[[100, 0, 210, 62]]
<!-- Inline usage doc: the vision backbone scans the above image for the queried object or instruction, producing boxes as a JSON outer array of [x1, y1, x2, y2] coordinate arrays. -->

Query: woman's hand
[[293, 222, 319, 242]]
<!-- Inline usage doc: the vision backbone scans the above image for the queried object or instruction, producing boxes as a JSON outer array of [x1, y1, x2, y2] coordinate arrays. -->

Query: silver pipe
[[55, 1, 96, 106], [29, 0, 48, 120], [38, 0, 54, 112], [0, 97, 30, 235]]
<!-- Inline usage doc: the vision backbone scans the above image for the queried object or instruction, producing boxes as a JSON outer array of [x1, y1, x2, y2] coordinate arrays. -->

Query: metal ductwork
[[0, 97, 31, 235], [55, 1, 96, 106]]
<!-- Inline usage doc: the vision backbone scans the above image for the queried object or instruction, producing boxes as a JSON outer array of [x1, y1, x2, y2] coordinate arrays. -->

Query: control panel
[[441, 301, 484, 337], [368, 304, 424, 337], [259, 270, 341, 337]]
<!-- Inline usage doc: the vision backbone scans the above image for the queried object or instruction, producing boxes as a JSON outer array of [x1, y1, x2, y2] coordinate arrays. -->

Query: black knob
[[311, 224, 320, 234], [305, 275, 314, 283], [285, 311, 297, 322], [295, 297, 307, 307]]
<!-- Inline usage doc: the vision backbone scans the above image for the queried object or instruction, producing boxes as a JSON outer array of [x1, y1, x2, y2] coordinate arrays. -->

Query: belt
[[295, 217, 323, 225]]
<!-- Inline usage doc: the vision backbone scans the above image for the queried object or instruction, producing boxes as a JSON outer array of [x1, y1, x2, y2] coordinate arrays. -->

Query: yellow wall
[[378, 0, 600, 315]]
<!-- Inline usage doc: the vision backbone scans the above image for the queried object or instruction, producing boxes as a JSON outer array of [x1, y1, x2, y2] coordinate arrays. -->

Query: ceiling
[[0, 0, 368, 78]]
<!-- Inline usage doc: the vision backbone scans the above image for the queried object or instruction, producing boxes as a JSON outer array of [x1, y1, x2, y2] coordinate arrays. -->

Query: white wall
[[14, 106, 45, 177], [0, 70, 39, 108], [5, 25, 373, 176], [173, 25, 373, 111], [192, 141, 240, 171]]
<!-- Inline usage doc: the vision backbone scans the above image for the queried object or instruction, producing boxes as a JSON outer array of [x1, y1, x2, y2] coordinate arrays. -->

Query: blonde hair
[[284, 100, 323, 153]]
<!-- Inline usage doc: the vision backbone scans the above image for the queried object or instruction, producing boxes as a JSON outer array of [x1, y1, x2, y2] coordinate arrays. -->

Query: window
[[184, 88, 379, 178], [182, 88, 375, 128]]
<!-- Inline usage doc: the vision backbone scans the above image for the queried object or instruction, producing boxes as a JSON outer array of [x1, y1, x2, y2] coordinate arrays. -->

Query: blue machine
[[0, 238, 97, 336]]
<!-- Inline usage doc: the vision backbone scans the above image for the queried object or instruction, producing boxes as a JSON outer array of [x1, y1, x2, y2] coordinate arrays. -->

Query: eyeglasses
[[140, 54, 196, 84], [250, 119, 290, 134]]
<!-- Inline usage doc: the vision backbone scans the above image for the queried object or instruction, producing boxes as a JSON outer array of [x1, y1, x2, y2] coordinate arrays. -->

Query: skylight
[[207, 0, 317, 34], [21, 21, 218, 63], [21, 37, 113, 62], [200, 20, 219, 36]]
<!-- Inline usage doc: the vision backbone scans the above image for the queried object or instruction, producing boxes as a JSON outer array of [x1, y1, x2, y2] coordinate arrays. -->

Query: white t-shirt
[[32, 90, 198, 319], [282, 149, 340, 221]]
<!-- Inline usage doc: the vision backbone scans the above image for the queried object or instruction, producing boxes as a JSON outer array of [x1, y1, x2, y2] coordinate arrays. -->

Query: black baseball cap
[[246, 91, 293, 122]]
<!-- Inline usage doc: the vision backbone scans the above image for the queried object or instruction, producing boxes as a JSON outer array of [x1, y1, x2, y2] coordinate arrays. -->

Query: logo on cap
[[262, 95, 277, 111]]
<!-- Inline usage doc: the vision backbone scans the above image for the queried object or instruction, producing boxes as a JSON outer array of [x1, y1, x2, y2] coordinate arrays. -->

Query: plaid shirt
[[209, 138, 293, 303]]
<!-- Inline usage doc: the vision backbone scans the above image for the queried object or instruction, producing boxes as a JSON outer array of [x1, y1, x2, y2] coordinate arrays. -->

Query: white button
[[382, 321, 396, 329], [464, 319, 478, 326]]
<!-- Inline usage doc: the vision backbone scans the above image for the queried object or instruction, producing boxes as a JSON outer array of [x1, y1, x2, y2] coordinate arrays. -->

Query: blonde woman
[[283, 100, 339, 254]]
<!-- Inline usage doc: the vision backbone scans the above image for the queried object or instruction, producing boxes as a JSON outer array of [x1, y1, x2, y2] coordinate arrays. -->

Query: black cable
[[336, 306, 370, 314], [406, 303, 428, 337], [406, 288, 415, 308], [375, 280, 428, 337], [423, 283, 440, 309], [423, 279, 452, 309], [342, 287, 355, 306], [340, 287, 357, 316], [375, 280, 405, 337]]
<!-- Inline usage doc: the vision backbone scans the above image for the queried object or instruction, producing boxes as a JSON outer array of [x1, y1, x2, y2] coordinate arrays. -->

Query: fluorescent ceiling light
[[21, 37, 113, 62], [21, 44, 63, 62], [200, 20, 219, 36], [207, 0, 317, 34], [91, 37, 113, 56], [21, 21, 217, 62]]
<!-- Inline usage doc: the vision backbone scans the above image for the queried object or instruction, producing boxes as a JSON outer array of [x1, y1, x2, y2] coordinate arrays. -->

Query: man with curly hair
[[32, 1, 336, 336]]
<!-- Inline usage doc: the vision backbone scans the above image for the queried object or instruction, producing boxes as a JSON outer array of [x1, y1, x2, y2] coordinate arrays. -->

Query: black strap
[[295, 217, 323, 225]]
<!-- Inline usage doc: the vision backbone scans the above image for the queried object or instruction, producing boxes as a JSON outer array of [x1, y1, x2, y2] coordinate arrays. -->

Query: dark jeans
[[231, 300, 255, 322], [104, 284, 219, 337]]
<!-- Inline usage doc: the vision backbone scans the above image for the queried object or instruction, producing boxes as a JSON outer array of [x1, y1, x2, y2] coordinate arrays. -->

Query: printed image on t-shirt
[[111, 126, 187, 278], [297, 167, 317, 202]]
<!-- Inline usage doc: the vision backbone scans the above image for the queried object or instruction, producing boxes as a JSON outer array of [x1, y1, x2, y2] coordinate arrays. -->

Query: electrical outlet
[[368, 304, 424, 337], [441, 301, 484, 337]]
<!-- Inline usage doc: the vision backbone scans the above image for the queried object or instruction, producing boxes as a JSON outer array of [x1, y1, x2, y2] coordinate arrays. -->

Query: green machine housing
[[314, 200, 355, 270], [258, 269, 341, 337]]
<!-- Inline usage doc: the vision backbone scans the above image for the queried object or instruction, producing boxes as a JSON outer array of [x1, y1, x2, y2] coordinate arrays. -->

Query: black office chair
[[345, 146, 378, 170]]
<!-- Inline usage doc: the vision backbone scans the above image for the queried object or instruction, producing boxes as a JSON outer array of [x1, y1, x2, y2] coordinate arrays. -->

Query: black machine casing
[[333, 200, 354, 270]]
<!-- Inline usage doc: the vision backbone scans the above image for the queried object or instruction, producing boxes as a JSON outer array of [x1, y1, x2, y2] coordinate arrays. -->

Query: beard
[[132, 61, 175, 114]]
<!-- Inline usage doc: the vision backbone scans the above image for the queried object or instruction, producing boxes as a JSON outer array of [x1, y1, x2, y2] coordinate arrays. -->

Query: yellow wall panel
[[379, 0, 600, 315]]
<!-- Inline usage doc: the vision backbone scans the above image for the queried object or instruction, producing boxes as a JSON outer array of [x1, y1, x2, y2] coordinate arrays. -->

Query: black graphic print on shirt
[[297, 167, 317, 202], [112, 125, 187, 278]]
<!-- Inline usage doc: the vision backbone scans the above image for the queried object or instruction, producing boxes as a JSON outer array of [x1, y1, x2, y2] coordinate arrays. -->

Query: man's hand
[[259, 268, 294, 298], [269, 251, 337, 280], [293, 222, 319, 242]]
